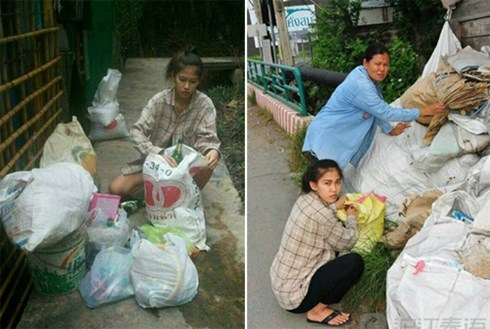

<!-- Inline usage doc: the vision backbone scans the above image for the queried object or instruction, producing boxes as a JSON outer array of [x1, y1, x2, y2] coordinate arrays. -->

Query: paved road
[[246, 104, 305, 328]]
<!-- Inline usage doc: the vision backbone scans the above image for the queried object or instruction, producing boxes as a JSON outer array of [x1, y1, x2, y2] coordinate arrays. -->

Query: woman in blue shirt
[[302, 43, 447, 169]]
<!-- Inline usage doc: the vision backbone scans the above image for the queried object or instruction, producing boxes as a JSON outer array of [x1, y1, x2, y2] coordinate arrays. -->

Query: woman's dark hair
[[301, 159, 343, 193], [165, 45, 203, 80], [363, 42, 389, 62]]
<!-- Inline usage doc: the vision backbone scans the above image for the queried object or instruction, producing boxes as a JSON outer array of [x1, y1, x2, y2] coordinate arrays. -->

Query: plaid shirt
[[122, 88, 220, 174], [270, 192, 359, 310]]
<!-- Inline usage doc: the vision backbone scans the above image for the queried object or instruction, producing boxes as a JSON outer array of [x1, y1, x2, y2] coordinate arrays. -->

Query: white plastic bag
[[79, 246, 134, 308], [1, 163, 95, 251], [0, 171, 33, 247], [88, 101, 120, 127], [93, 69, 122, 105], [131, 235, 198, 308], [87, 68, 129, 142], [88, 113, 130, 142], [86, 208, 131, 267], [143, 145, 208, 250]]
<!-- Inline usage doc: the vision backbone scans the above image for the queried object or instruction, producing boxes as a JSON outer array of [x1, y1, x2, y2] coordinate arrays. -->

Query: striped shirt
[[270, 192, 359, 310], [122, 88, 220, 175]]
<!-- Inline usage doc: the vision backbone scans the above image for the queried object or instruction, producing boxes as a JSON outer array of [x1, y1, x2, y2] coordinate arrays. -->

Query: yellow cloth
[[337, 193, 386, 255]]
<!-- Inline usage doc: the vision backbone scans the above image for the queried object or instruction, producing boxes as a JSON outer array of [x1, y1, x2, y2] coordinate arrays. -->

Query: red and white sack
[[142, 145, 208, 251], [89, 113, 129, 142]]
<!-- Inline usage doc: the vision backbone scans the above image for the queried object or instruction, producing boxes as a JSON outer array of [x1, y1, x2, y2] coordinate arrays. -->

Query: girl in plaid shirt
[[270, 159, 364, 326], [109, 47, 221, 196]]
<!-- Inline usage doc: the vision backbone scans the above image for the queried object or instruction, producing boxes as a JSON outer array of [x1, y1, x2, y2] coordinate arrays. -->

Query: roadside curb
[[247, 83, 313, 135]]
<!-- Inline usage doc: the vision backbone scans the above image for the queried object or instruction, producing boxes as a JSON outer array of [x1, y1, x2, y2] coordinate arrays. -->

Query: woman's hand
[[420, 102, 447, 117], [205, 149, 220, 170], [335, 195, 347, 210], [346, 205, 358, 219], [389, 122, 411, 136]]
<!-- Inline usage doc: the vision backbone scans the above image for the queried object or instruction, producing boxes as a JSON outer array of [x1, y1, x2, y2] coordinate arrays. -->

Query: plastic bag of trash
[[138, 224, 194, 255], [0, 163, 95, 251], [131, 235, 198, 308], [142, 145, 208, 251], [0, 171, 33, 247], [88, 101, 120, 127], [88, 113, 129, 142], [79, 246, 134, 308], [337, 192, 386, 255], [93, 69, 122, 105], [87, 68, 129, 142], [86, 208, 130, 267]]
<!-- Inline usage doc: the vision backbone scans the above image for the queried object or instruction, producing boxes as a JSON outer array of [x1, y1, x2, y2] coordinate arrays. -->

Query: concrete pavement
[[17, 58, 244, 329], [247, 104, 305, 328]]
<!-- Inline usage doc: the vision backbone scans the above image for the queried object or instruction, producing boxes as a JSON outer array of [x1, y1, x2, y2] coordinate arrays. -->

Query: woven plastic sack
[[337, 192, 386, 255], [142, 145, 207, 251], [40, 116, 97, 177]]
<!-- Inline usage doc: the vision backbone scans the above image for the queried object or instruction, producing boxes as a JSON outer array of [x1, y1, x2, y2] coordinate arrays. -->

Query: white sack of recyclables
[[386, 191, 490, 328], [0, 162, 96, 251], [343, 119, 481, 222]]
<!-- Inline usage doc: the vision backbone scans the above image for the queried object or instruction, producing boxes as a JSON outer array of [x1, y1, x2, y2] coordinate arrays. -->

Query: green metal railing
[[247, 59, 307, 116]]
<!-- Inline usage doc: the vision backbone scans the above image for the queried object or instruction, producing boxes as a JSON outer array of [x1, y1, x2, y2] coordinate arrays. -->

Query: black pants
[[289, 253, 364, 314]]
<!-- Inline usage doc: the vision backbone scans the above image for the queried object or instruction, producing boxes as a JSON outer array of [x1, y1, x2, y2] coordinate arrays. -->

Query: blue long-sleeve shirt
[[302, 65, 420, 169]]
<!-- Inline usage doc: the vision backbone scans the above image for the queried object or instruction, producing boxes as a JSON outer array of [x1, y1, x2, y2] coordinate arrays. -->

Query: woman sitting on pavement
[[270, 159, 363, 326], [302, 42, 447, 169], [109, 46, 221, 196]]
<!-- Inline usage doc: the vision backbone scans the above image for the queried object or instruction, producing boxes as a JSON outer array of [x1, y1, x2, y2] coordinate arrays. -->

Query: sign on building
[[285, 5, 315, 32]]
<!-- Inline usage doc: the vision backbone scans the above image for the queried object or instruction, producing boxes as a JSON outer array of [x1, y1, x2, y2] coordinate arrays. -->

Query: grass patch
[[247, 88, 257, 106], [343, 243, 400, 313], [256, 106, 273, 123], [288, 124, 309, 186], [207, 85, 245, 202]]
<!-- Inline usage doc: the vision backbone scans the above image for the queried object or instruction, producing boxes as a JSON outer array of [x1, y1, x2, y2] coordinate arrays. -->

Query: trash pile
[[0, 144, 202, 309], [0, 70, 206, 310], [343, 21, 490, 327]]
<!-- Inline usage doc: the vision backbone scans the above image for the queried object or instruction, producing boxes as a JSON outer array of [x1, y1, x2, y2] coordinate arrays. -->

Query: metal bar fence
[[247, 59, 307, 116]]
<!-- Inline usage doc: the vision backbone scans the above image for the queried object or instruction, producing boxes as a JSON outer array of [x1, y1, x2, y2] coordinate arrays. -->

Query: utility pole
[[272, 0, 294, 65], [252, 0, 263, 24]]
